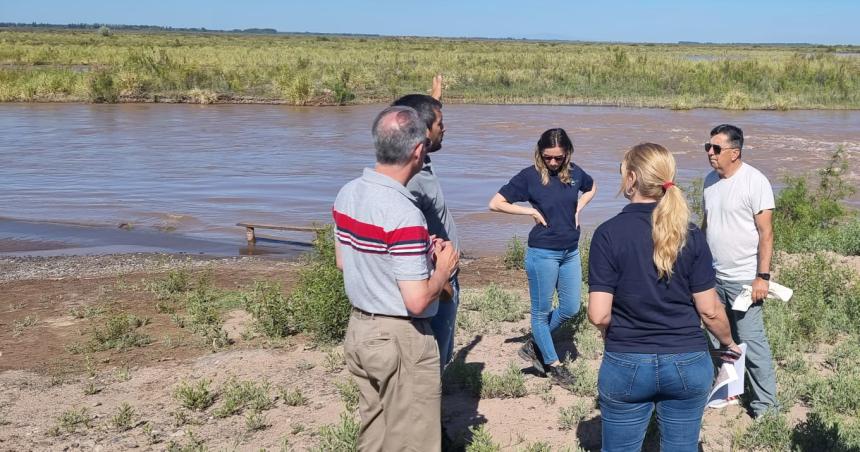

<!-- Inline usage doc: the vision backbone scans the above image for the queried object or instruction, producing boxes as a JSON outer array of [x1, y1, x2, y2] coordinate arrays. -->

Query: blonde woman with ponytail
[[587, 143, 740, 452]]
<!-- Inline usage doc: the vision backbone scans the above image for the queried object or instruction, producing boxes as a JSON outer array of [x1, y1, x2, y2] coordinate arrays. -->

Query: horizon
[[3, 0, 859, 45]]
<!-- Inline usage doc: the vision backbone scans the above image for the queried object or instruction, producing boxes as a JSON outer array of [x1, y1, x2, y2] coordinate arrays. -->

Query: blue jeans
[[431, 275, 459, 371], [708, 278, 779, 417], [599, 351, 714, 452], [525, 246, 581, 364]]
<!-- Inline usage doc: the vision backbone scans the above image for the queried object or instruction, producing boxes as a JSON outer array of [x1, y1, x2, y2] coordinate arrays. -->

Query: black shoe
[[547, 364, 575, 388], [518, 338, 547, 377]]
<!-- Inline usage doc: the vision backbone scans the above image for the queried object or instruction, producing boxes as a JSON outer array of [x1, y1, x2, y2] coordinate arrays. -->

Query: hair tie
[[661, 181, 675, 192]]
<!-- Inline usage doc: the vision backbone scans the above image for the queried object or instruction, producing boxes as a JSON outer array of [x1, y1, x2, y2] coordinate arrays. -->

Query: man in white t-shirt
[[702, 124, 779, 418]]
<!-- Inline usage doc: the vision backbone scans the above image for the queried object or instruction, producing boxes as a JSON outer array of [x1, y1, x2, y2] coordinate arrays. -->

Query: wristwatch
[[756, 272, 771, 281]]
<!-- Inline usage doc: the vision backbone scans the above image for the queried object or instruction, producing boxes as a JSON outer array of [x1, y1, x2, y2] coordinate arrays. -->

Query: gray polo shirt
[[407, 156, 460, 250], [333, 168, 437, 318]]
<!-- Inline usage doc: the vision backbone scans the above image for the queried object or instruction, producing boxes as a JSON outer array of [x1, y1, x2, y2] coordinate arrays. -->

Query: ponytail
[[621, 143, 690, 280]]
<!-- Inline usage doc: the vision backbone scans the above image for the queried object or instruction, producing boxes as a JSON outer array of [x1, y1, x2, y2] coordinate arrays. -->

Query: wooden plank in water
[[237, 222, 323, 243]]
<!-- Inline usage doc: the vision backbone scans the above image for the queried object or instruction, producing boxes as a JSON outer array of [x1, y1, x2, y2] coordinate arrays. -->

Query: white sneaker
[[708, 396, 740, 409]]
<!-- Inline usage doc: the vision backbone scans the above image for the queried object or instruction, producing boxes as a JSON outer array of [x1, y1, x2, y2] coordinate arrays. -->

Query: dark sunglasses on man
[[704, 143, 737, 155]]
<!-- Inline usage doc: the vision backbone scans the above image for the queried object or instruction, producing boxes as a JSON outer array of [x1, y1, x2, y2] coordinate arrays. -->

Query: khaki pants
[[344, 311, 441, 452]]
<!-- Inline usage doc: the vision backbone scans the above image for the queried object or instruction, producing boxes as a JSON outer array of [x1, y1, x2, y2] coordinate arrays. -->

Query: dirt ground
[[1, 255, 771, 451]]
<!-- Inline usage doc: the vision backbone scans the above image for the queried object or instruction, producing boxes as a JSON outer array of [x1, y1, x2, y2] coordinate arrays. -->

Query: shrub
[[81, 313, 151, 352], [314, 412, 359, 452], [558, 400, 591, 430], [443, 357, 482, 396], [280, 387, 308, 406], [243, 280, 292, 338], [56, 407, 93, 433], [111, 403, 135, 431], [289, 225, 350, 343], [214, 378, 273, 418], [87, 70, 118, 103], [174, 379, 216, 411], [335, 378, 360, 412], [504, 236, 525, 270], [480, 363, 527, 399], [563, 359, 598, 398], [732, 411, 792, 451], [465, 425, 500, 452]]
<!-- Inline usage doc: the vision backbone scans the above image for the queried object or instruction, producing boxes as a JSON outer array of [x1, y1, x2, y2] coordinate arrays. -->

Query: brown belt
[[351, 306, 415, 321]]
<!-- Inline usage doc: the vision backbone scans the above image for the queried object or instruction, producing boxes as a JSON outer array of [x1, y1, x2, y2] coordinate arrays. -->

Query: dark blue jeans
[[430, 275, 459, 371], [525, 246, 582, 364], [598, 351, 714, 452]]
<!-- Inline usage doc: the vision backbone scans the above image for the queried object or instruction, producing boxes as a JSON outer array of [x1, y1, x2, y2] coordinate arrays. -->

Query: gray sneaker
[[518, 339, 547, 377]]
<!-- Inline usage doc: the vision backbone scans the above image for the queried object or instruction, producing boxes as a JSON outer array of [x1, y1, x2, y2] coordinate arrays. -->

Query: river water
[[1, 104, 857, 256]]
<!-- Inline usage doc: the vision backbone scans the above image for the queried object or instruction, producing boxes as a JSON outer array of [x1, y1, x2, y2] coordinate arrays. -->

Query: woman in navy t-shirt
[[489, 128, 597, 383], [587, 143, 740, 451]]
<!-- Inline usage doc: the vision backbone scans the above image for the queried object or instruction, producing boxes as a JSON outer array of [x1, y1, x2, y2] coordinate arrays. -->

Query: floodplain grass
[[2, 29, 859, 109], [213, 378, 274, 418], [480, 362, 527, 399], [466, 425, 502, 452], [457, 284, 527, 335], [314, 412, 359, 452], [504, 236, 526, 270], [174, 379, 216, 412], [111, 402, 135, 431]]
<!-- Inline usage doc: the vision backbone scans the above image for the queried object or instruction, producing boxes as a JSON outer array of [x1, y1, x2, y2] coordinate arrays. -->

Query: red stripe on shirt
[[333, 208, 430, 248]]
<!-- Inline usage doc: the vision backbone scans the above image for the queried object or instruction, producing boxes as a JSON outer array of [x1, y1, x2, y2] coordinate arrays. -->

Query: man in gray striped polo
[[333, 105, 459, 451]]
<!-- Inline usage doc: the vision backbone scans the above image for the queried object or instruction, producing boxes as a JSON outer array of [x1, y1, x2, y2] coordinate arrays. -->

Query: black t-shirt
[[498, 163, 594, 250], [588, 202, 716, 353]]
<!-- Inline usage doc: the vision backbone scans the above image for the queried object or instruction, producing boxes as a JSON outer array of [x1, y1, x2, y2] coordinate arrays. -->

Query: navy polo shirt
[[588, 202, 716, 353], [498, 164, 594, 250]]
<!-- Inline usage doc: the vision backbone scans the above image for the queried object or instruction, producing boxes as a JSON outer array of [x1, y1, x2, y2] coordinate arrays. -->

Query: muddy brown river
[[1, 104, 857, 256]]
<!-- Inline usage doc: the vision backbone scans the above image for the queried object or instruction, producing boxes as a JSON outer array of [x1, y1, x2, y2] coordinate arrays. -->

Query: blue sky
[[4, 0, 859, 44]]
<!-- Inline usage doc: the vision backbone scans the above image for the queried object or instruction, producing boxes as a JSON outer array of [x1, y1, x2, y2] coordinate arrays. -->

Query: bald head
[[372, 106, 427, 165]]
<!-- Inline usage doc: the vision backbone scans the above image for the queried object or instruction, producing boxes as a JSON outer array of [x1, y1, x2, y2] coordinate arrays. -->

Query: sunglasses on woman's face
[[542, 154, 566, 162], [704, 143, 736, 155]]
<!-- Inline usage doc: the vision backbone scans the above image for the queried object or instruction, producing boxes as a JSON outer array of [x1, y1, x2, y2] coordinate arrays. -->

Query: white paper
[[707, 343, 747, 407], [731, 281, 794, 312]]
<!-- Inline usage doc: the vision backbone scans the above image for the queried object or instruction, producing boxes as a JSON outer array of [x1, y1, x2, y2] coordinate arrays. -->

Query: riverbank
[[2, 29, 859, 109], [1, 251, 859, 451]]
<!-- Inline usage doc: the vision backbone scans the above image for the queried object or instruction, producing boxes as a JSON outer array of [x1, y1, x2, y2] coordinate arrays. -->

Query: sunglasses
[[704, 143, 737, 155], [542, 154, 566, 162]]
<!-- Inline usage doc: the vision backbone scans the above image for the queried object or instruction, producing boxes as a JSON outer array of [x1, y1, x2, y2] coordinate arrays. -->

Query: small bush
[[111, 403, 135, 431], [563, 359, 598, 398], [480, 363, 527, 399], [335, 378, 360, 412], [87, 70, 118, 103], [214, 378, 273, 418], [280, 387, 308, 406], [57, 407, 93, 433], [150, 269, 191, 300], [504, 236, 525, 270], [558, 400, 591, 431], [289, 226, 350, 343], [314, 412, 359, 452], [245, 410, 269, 432], [443, 358, 482, 396], [466, 425, 501, 452], [174, 379, 216, 411], [80, 314, 151, 352], [458, 284, 526, 334], [243, 281, 292, 338]]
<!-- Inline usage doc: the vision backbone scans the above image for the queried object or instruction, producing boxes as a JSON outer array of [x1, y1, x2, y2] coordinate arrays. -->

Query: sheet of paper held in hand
[[707, 343, 748, 407]]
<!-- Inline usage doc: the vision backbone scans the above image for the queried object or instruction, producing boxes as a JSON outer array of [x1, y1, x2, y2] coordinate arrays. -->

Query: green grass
[[558, 400, 591, 431], [334, 378, 360, 412], [504, 236, 525, 270], [111, 403, 135, 431], [480, 363, 527, 399], [213, 378, 273, 418], [458, 284, 527, 334], [288, 226, 351, 343], [2, 29, 858, 108], [314, 412, 359, 452], [280, 387, 308, 407], [56, 407, 93, 433], [70, 313, 152, 353], [174, 379, 216, 412], [466, 425, 501, 452], [242, 280, 292, 338]]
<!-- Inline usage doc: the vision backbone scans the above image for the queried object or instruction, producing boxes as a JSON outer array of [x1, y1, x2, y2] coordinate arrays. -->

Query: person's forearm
[[490, 199, 533, 216], [758, 228, 773, 273], [577, 188, 596, 213], [702, 309, 735, 347]]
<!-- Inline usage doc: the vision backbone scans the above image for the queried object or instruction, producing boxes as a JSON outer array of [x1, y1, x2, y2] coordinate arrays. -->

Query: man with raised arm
[[392, 75, 461, 370], [333, 105, 459, 450]]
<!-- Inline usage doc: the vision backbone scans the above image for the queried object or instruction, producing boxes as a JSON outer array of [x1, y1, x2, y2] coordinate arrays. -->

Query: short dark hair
[[391, 94, 442, 130], [710, 124, 744, 151], [371, 106, 426, 165]]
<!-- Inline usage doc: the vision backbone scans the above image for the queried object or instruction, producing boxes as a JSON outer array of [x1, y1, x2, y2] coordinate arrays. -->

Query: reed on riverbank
[[1, 29, 859, 109]]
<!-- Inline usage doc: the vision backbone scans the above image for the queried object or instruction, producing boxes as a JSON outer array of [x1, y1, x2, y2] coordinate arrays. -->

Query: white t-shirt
[[703, 162, 775, 281]]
